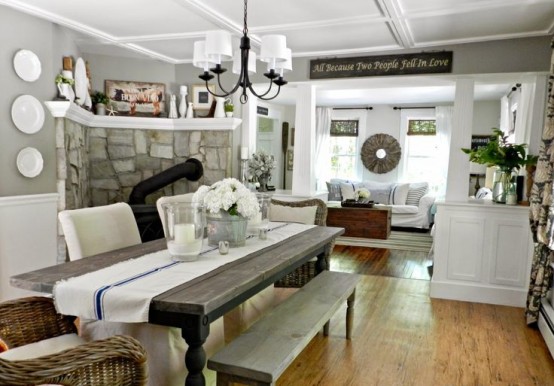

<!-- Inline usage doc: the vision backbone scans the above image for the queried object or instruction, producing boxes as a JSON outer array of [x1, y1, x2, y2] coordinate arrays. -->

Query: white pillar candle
[[241, 146, 249, 160], [174, 223, 196, 244]]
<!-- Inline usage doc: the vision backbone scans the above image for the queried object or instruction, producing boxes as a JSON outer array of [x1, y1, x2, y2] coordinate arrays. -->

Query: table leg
[[181, 315, 210, 386], [316, 250, 329, 273]]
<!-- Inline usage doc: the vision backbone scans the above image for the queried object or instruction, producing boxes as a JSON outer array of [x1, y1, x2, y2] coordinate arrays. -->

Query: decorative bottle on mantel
[[168, 94, 178, 119], [178, 85, 188, 118], [214, 97, 225, 118], [185, 102, 194, 119]]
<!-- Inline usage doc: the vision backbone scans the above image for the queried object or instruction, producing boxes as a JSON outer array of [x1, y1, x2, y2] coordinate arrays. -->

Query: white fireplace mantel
[[44, 101, 242, 131]]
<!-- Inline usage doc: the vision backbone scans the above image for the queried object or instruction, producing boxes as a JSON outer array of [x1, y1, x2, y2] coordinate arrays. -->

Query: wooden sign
[[310, 51, 453, 79]]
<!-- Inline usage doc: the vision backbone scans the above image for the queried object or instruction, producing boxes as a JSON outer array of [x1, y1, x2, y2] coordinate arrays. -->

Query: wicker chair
[[0, 296, 147, 386], [270, 198, 335, 288]]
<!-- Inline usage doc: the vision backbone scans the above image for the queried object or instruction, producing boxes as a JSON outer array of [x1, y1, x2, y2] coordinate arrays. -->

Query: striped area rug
[[335, 230, 433, 252]]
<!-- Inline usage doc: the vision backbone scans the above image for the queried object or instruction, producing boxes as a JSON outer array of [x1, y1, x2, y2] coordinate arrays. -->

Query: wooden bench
[[207, 270, 361, 386]]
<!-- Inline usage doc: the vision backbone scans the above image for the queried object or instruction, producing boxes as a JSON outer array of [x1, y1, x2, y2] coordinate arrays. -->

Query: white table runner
[[53, 222, 314, 323]]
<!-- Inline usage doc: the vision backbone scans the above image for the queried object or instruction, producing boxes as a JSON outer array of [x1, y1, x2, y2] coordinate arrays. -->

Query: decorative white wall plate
[[74, 57, 87, 106], [11, 95, 45, 134], [16, 147, 44, 178], [13, 49, 41, 82]]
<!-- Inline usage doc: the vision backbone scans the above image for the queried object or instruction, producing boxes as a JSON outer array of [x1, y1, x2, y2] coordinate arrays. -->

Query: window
[[402, 117, 441, 191], [329, 119, 358, 180]]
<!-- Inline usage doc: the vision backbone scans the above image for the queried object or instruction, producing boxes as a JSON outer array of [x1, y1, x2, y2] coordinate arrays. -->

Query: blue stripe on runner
[[93, 222, 291, 320], [94, 260, 181, 320]]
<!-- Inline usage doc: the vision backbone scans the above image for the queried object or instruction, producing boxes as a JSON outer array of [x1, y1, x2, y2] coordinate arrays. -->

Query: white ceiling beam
[[172, 0, 261, 45], [401, 0, 554, 19], [377, 0, 414, 48]]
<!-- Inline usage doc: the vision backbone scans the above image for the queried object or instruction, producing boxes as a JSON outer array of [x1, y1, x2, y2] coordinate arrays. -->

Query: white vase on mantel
[[214, 97, 225, 118], [185, 102, 194, 119]]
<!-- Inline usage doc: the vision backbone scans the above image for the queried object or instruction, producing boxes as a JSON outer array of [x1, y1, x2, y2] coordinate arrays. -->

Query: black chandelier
[[192, 0, 292, 104]]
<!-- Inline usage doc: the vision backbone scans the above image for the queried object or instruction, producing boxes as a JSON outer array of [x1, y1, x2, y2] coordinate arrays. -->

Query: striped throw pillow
[[406, 183, 428, 206]]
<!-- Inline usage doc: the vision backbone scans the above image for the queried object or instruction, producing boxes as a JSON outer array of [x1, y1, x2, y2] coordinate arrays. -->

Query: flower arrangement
[[193, 178, 259, 219], [461, 128, 534, 173], [248, 150, 275, 179], [354, 188, 370, 201]]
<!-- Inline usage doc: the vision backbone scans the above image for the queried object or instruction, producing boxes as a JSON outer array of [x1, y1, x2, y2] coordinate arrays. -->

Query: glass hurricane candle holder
[[162, 202, 205, 262]]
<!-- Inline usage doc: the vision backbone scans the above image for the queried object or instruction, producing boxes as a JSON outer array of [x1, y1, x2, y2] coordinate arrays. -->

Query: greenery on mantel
[[91, 91, 109, 105], [461, 128, 535, 173]]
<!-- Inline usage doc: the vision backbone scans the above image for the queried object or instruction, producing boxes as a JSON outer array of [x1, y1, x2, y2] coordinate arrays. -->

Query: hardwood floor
[[331, 245, 432, 280], [276, 246, 554, 386]]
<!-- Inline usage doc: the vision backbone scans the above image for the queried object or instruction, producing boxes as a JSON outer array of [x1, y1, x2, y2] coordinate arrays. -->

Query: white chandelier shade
[[205, 30, 233, 64], [259, 35, 288, 69], [274, 48, 292, 76], [192, 41, 211, 72]]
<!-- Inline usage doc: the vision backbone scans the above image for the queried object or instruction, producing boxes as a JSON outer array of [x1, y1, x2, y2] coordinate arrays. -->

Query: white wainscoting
[[431, 200, 533, 307], [0, 193, 58, 301]]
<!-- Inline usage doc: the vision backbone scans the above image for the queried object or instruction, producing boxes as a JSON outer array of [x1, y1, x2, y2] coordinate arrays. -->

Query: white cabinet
[[430, 200, 533, 307]]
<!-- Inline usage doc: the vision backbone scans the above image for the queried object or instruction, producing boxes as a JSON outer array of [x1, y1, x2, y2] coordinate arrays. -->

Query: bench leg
[[323, 320, 330, 336], [346, 289, 356, 340]]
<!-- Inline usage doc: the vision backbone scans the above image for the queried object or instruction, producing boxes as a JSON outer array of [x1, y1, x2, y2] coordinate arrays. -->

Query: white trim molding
[[44, 101, 242, 131]]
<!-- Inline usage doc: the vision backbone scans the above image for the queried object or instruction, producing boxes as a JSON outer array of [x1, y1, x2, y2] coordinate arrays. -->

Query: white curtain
[[435, 106, 453, 199], [514, 81, 536, 147], [500, 95, 510, 133], [315, 107, 332, 191]]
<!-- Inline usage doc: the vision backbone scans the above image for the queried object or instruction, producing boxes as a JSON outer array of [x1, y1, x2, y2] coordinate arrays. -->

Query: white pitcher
[[214, 96, 225, 118]]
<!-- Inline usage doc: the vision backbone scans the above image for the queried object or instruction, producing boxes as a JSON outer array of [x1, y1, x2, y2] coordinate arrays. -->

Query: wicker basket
[[271, 198, 335, 288]]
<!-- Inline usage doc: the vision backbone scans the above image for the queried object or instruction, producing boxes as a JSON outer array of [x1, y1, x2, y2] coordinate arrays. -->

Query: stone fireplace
[[48, 101, 241, 262]]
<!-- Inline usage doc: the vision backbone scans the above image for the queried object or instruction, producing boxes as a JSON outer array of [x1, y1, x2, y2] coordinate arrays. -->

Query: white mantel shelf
[[44, 101, 241, 131]]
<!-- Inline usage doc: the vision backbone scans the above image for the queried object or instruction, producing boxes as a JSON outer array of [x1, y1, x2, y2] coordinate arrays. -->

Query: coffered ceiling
[[2, 0, 553, 63], [2, 0, 553, 105]]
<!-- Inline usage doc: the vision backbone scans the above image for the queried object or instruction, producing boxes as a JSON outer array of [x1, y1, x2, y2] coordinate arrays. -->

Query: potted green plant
[[224, 98, 234, 117], [462, 128, 534, 203], [91, 91, 109, 116], [55, 74, 75, 101]]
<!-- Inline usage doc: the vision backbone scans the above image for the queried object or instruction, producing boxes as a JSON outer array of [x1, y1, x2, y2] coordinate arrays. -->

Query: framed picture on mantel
[[192, 84, 215, 111], [105, 80, 165, 117]]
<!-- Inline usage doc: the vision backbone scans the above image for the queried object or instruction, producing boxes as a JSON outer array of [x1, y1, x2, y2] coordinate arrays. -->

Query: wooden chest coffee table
[[326, 205, 391, 239]]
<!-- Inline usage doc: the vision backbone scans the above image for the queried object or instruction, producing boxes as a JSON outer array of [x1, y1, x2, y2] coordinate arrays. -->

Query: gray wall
[[284, 36, 553, 83], [1, 7, 55, 196], [84, 54, 179, 111]]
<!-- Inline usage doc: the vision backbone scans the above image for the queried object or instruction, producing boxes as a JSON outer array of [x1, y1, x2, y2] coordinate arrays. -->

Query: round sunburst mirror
[[361, 133, 402, 174]]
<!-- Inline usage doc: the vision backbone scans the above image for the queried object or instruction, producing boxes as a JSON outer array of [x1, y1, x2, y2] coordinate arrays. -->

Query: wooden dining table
[[10, 225, 343, 386]]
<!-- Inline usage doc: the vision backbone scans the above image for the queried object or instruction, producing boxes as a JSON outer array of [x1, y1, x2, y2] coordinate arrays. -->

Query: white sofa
[[326, 179, 435, 229]]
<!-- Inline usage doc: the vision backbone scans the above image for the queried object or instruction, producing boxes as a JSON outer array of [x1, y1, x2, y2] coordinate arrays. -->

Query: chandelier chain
[[243, 0, 248, 36]]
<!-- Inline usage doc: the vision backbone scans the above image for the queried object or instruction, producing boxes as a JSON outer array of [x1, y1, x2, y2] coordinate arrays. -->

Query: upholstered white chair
[[58, 202, 225, 386], [58, 202, 141, 261]]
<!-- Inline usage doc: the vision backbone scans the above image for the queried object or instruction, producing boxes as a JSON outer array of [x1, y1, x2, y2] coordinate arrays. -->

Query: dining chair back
[[58, 202, 141, 260], [0, 296, 147, 386]]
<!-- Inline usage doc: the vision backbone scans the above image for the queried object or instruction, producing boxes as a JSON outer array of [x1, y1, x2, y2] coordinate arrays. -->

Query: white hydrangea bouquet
[[354, 187, 371, 201], [193, 178, 259, 219], [248, 150, 275, 178]]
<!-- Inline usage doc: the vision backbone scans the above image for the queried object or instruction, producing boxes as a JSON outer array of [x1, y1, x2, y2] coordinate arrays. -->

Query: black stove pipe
[[128, 158, 203, 205]]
